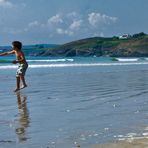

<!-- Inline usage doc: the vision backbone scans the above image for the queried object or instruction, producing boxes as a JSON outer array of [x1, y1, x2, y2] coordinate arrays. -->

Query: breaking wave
[[114, 58, 139, 62], [0, 62, 148, 69], [27, 58, 74, 62]]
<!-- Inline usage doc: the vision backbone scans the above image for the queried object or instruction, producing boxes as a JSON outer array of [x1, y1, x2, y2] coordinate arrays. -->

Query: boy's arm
[[0, 50, 15, 56]]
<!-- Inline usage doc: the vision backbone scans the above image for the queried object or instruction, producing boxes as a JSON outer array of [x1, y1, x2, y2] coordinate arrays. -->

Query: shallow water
[[0, 57, 148, 148]]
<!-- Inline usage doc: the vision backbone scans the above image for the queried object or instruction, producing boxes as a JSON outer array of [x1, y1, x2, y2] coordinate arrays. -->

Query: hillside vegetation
[[40, 32, 148, 57]]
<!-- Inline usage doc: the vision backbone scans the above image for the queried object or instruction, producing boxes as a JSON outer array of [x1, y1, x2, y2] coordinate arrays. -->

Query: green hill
[[40, 32, 148, 57]]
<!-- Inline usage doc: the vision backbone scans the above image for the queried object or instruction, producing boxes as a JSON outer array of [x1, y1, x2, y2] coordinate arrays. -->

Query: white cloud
[[67, 12, 78, 18], [56, 28, 73, 36], [56, 28, 63, 34], [46, 12, 117, 37], [88, 12, 117, 26], [3, 11, 117, 40], [28, 21, 40, 27], [0, 0, 13, 8], [69, 20, 83, 30], [48, 14, 63, 25]]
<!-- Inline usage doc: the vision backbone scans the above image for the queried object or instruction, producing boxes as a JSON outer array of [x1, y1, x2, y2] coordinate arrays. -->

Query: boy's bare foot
[[20, 84, 27, 90], [14, 88, 20, 92]]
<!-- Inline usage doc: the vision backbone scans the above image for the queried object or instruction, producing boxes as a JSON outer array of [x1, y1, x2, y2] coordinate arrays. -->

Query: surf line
[[1, 62, 148, 69]]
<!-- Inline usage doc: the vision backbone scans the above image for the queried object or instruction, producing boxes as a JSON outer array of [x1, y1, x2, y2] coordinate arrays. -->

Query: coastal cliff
[[40, 32, 148, 57]]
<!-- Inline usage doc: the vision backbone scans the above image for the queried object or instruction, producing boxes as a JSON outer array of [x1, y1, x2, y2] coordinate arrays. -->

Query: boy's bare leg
[[14, 76, 20, 92], [20, 75, 27, 89]]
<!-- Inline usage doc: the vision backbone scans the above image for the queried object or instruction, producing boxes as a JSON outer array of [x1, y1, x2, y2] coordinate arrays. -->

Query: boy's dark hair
[[12, 41, 22, 50]]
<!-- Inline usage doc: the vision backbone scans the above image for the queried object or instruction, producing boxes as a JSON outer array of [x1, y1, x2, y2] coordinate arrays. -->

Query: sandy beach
[[0, 57, 148, 148]]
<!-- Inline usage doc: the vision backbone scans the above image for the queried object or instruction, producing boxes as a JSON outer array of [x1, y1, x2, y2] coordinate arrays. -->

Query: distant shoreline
[[1, 32, 148, 57], [36, 32, 148, 57]]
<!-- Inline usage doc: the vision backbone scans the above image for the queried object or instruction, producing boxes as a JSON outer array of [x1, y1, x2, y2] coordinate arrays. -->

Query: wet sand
[[1, 61, 148, 148], [89, 138, 148, 148]]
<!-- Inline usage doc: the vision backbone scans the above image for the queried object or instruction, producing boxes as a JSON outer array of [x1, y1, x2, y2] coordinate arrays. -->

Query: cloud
[[56, 28, 73, 36], [3, 11, 117, 42], [48, 14, 63, 25], [0, 0, 13, 8], [88, 12, 117, 26], [69, 20, 83, 30], [46, 12, 117, 36], [28, 21, 40, 27]]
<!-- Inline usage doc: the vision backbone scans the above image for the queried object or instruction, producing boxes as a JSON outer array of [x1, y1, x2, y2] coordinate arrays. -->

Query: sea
[[0, 56, 148, 148]]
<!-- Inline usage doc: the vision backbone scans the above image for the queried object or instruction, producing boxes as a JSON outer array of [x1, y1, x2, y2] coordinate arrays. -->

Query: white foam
[[116, 58, 139, 62], [16, 62, 148, 68], [0, 65, 17, 69], [142, 133, 148, 136], [116, 132, 148, 142], [27, 58, 74, 62], [144, 58, 148, 61], [0, 62, 148, 69], [126, 133, 137, 138]]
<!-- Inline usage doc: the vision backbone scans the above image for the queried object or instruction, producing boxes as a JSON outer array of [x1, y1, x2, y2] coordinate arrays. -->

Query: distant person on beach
[[0, 41, 28, 92]]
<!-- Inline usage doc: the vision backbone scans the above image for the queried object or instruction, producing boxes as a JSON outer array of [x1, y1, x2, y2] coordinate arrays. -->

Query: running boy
[[0, 41, 28, 92]]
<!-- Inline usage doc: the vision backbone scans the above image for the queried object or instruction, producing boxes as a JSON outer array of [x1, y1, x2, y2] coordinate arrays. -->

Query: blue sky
[[0, 0, 148, 45]]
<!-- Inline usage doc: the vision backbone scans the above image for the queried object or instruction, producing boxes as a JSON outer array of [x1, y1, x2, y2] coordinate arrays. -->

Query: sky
[[0, 0, 148, 45]]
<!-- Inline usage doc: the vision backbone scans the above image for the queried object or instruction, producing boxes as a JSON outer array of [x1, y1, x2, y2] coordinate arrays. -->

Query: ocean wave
[[0, 62, 148, 69], [0, 59, 11, 63], [27, 58, 74, 62], [144, 58, 148, 61], [0, 58, 74, 64], [114, 58, 139, 62]]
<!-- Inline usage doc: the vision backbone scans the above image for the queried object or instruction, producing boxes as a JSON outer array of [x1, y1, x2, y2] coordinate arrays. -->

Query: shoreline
[[88, 137, 148, 148]]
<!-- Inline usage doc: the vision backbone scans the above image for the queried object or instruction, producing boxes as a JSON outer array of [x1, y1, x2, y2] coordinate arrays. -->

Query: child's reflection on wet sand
[[15, 91, 30, 142]]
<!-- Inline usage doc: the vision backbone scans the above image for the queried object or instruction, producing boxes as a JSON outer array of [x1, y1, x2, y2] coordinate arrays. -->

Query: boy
[[0, 41, 28, 92]]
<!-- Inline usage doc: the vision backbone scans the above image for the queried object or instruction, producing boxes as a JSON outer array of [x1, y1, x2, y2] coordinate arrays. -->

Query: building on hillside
[[119, 34, 131, 39]]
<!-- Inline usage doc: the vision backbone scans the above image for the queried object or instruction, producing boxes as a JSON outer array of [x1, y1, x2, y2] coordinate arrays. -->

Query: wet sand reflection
[[15, 91, 30, 142]]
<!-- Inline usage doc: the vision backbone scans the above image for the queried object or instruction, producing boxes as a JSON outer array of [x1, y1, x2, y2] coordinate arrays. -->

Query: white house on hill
[[119, 34, 131, 39]]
